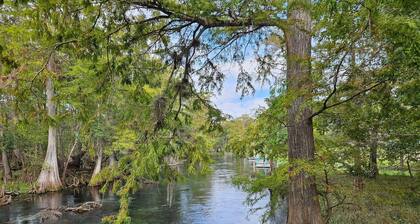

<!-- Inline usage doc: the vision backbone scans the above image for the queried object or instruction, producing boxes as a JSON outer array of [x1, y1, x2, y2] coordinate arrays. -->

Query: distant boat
[[254, 156, 271, 168]]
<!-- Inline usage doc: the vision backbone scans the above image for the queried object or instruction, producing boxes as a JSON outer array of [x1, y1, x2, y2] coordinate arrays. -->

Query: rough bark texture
[[285, 1, 323, 223], [36, 58, 62, 193], [2, 150, 12, 182], [62, 139, 78, 182], [400, 155, 404, 172], [368, 145, 378, 178], [10, 78, 24, 168], [1, 126, 12, 182], [407, 159, 413, 178], [89, 140, 103, 186], [353, 149, 364, 190], [109, 151, 117, 167]]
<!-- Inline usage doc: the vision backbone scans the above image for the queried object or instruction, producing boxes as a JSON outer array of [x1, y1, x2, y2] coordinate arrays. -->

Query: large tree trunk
[[400, 155, 404, 173], [1, 125, 12, 182], [89, 139, 103, 186], [1, 150, 11, 182], [353, 148, 365, 190], [285, 1, 323, 223], [36, 58, 62, 193], [407, 158, 413, 178], [368, 145, 378, 178], [62, 138, 78, 182], [10, 77, 24, 168], [109, 151, 117, 167]]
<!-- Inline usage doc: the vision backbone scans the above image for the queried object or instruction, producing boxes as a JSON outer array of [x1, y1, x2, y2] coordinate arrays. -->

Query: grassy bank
[[324, 175, 419, 224]]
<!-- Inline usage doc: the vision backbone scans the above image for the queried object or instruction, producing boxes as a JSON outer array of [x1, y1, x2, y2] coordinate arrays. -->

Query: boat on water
[[248, 156, 256, 161], [254, 156, 271, 168]]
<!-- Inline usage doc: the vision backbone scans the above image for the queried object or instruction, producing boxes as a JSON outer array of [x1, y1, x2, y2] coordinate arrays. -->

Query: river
[[0, 154, 286, 224]]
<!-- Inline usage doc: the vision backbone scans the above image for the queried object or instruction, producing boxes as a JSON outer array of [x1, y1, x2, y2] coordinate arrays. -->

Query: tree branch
[[310, 80, 386, 119], [129, 0, 286, 29]]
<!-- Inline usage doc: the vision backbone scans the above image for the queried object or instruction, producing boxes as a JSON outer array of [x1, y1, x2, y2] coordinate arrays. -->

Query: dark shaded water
[[0, 154, 286, 224]]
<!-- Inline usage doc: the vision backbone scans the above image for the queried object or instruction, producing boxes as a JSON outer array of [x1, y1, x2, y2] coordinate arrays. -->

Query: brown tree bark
[[36, 56, 62, 193], [62, 138, 78, 182], [368, 145, 378, 178], [285, 1, 323, 223], [0, 125, 12, 182], [407, 158, 413, 178], [400, 155, 404, 172], [109, 151, 117, 167], [353, 148, 364, 190], [367, 131, 379, 178], [9, 76, 25, 169], [1, 150, 11, 182]]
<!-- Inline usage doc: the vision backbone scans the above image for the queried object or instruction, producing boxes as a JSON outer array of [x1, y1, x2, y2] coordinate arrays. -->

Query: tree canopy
[[0, 0, 419, 223]]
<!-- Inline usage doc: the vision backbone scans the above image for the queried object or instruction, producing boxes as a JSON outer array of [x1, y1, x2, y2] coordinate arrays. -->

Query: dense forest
[[0, 0, 419, 223]]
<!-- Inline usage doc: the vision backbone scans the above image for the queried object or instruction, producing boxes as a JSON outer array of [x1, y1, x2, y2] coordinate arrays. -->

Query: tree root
[[31, 201, 102, 223], [64, 201, 102, 213], [0, 195, 12, 206], [38, 208, 63, 223]]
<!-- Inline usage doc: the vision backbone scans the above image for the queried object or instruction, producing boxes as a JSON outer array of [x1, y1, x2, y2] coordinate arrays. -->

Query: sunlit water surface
[[0, 154, 286, 224]]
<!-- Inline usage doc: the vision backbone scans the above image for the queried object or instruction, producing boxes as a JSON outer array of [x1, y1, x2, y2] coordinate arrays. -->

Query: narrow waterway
[[0, 154, 286, 224]]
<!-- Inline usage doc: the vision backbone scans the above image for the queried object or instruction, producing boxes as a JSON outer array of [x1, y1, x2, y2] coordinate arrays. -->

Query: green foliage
[[326, 176, 420, 224], [0, 0, 419, 223], [1, 180, 31, 193]]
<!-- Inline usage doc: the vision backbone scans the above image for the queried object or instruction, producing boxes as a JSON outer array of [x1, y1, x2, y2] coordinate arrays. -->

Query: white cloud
[[217, 58, 259, 77], [210, 59, 270, 118]]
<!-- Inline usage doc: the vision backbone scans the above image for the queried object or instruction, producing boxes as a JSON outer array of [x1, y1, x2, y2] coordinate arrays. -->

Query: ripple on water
[[0, 155, 276, 224]]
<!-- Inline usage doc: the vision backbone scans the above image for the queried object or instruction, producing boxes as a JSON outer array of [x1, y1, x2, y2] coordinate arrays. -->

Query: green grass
[[326, 175, 420, 224], [380, 169, 412, 176], [2, 181, 32, 193]]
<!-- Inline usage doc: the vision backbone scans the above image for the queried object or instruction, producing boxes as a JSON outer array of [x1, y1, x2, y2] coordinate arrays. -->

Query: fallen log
[[38, 208, 63, 223], [0, 195, 12, 206], [26, 201, 102, 223], [5, 191, 19, 196], [64, 201, 102, 213]]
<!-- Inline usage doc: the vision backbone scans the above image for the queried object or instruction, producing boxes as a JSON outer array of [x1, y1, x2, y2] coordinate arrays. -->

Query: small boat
[[254, 156, 271, 168], [248, 157, 256, 161]]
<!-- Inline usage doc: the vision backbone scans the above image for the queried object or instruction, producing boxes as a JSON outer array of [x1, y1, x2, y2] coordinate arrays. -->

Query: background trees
[[0, 0, 419, 223]]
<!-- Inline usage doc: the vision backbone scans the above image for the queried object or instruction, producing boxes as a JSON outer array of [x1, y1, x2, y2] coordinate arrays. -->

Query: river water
[[0, 154, 286, 224]]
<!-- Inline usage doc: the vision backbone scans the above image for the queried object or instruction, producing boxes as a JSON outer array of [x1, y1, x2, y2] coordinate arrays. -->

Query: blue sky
[[210, 58, 272, 118]]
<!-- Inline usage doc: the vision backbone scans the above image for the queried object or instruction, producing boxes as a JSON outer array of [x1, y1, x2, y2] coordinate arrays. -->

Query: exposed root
[[0, 195, 12, 206], [31, 201, 102, 223], [36, 182, 62, 194], [37, 208, 62, 223], [0, 187, 12, 206], [64, 201, 102, 213]]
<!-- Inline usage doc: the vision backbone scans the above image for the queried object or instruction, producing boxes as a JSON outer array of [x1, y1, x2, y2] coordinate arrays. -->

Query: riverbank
[[2, 156, 418, 224], [0, 155, 272, 224], [0, 168, 92, 205]]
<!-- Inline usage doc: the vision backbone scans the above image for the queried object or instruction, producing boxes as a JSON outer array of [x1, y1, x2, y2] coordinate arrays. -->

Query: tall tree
[[0, 0, 417, 223], [90, 138, 103, 186], [285, 1, 322, 222], [0, 124, 11, 182], [36, 55, 62, 193]]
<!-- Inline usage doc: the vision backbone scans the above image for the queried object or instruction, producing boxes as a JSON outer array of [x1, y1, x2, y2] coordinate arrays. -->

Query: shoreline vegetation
[[1, 0, 419, 223], [2, 154, 419, 223]]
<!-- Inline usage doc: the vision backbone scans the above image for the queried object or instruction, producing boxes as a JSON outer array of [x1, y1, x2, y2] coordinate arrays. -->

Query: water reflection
[[166, 182, 174, 208], [35, 192, 63, 209], [0, 154, 285, 224]]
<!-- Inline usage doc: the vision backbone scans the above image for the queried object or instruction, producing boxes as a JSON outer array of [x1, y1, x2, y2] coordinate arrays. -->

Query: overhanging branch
[[310, 80, 386, 119]]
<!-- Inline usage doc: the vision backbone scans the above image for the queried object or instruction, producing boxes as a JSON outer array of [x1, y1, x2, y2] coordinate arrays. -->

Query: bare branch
[[310, 80, 386, 119], [312, 50, 349, 117]]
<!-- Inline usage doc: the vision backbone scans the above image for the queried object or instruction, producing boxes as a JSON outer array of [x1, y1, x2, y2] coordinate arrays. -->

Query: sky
[[210, 58, 272, 118], [129, 8, 277, 119]]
